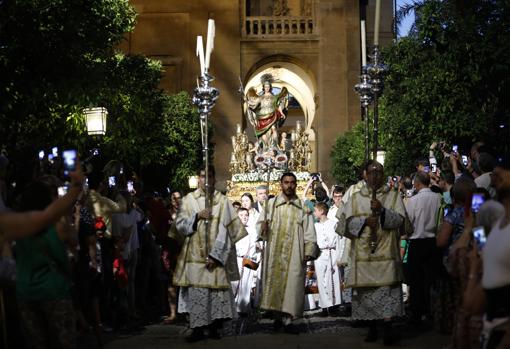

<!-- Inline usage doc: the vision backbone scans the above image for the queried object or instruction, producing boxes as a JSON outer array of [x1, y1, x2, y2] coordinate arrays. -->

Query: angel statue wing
[[246, 87, 258, 99], [276, 86, 289, 111], [245, 87, 258, 128]]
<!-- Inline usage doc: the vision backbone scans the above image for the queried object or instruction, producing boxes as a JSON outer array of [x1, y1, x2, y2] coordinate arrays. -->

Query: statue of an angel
[[245, 74, 289, 151]]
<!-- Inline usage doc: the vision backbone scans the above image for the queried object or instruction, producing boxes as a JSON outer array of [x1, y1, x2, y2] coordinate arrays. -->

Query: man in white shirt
[[474, 152, 496, 198], [405, 171, 442, 324]]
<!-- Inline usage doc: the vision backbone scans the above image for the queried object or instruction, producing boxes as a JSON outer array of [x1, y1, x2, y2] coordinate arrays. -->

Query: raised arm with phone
[[0, 155, 84, 241]]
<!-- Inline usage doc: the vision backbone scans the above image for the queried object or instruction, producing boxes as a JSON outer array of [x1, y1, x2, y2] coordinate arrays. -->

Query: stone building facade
[[120, 0, 394, 186]]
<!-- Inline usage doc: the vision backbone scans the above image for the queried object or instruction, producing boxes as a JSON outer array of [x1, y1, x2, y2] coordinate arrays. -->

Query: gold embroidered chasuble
[[173, 189, 247, 289], [336, 185, 410, 289], [257, 194, 319, 317]]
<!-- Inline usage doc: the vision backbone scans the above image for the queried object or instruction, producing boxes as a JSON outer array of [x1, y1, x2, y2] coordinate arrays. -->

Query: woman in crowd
[[163, 190, 182, 323], [435, 178, 476, 333], [15, 179, 79, 349], [240, 192, 259, 226], [448, 195, 504, 348]]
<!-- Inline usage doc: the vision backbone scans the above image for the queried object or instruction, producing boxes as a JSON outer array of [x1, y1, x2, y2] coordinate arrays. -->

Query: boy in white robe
[[314, 202, 342, 313]]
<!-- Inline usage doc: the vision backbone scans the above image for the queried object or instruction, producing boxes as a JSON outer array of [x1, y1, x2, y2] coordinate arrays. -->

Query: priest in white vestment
[[257, 172, 319, 334], [173, 168, 246, 342]]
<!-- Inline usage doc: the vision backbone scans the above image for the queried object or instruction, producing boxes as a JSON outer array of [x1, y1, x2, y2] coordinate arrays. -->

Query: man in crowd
[[475, 152, 497, 198], [173, 167, 246, 342], [253, 185, 268, 213], [258, 172, 319, 334], [336, 160, 409, 345], [405, 171, 442, 325]]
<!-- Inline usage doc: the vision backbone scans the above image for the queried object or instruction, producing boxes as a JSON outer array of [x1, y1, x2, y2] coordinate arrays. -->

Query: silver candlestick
[[192, 71, 219, 261], [354, 66, 373, 162], [367, 45, 387, 254]]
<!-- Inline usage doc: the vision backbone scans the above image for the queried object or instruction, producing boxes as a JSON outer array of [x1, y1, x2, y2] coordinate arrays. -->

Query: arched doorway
[[243, 58, 318, 170]]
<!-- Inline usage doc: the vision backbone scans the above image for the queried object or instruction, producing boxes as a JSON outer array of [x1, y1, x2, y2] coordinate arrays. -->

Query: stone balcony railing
[[242, 16, 318, 40]]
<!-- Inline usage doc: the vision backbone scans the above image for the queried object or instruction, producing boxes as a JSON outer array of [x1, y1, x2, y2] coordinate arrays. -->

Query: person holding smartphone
[[0, 160, 84, 241], [475, 155, 510, 348], [14, 161, 85, 349], [447, 202, 484, 348]]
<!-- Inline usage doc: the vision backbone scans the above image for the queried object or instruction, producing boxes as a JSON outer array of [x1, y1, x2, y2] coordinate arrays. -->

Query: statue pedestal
[[226, 171, 312, 202]]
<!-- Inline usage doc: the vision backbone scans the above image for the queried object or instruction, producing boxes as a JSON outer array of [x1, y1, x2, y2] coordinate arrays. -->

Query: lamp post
[[82, 107, 108, 167]]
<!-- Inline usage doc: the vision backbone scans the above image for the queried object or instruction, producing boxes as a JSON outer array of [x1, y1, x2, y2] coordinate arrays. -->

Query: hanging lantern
[[376, 150, 386, 166], [188, 175, 198, 189], [84, 107, 108, 136]]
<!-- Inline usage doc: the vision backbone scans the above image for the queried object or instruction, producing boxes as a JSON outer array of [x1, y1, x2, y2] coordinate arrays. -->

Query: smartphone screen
[[62, 149, 77, 176], [452, 145, 458, 154], [462, 155, 468, 166], [57, 186, 67, 197], [52, 146, 59, 158], [108, 176, 116, 187], [472, 226, 487, 251], [423, 165, 430, 173], [431, 163, 437, 173], [471, 193, 485, 213], [127, 181, 134, 193], [38, 150, 45, 160]]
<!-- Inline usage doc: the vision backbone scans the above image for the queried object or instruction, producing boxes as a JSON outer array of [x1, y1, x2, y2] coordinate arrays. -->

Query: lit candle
[[291, 131, 297, 142], [236, 123, 241, 134], [361, 20, 367, 66], [196, 36, 205, 75], [231, 136, 236, 148], [296, 121, 301, 131], [230, 152, 236, 163], [374, 0, 381, 46], [205, 19, 215, 70], [290, 150, 294, 158]]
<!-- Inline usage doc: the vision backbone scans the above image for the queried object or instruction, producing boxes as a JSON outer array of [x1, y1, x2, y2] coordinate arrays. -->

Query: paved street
[[79, 316, 449, 349]]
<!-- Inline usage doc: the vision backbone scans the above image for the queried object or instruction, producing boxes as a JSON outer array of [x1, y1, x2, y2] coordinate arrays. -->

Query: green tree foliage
[[332, 0, 510, 179], [330, 122, 366, 185], [381, 0, 510, 175], [0, 0, 202, 189]]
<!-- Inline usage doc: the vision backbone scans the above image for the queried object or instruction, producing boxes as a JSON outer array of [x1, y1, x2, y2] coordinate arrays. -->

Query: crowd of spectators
[[1, 140, 509, 348], [0, 153, 184, 348]]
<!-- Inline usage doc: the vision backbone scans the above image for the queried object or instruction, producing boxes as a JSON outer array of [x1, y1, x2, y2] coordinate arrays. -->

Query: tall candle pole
[[366, 45, 387, 254], [205, 19, 215, 71], [355, 68, 372, 162], [361, 20, 367, 66], [374, 0, 381, 46], [193, 20, 219, 262], [196, 36, 205, 75]]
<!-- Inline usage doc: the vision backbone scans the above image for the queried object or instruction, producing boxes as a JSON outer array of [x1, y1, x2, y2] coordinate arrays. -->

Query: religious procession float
[[226, 73, 313, 200]]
